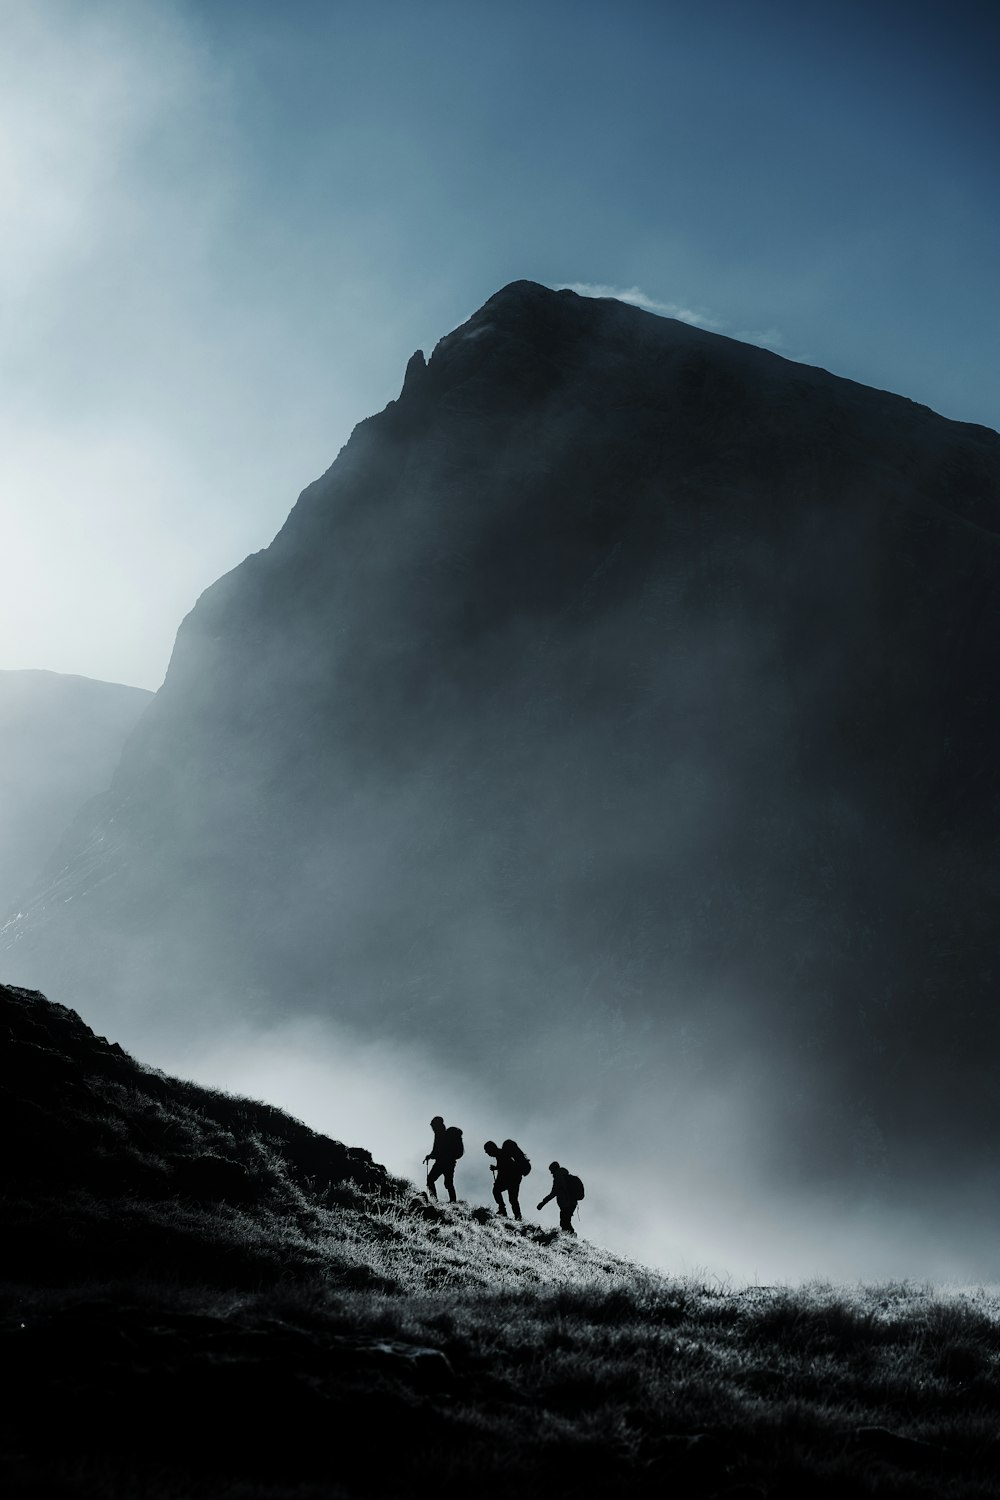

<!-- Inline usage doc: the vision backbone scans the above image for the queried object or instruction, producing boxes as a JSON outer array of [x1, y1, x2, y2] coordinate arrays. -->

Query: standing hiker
[[484, 1138, 531, 1220], [424, 1114, 464, 1202], [537, 1160, 585, 1233]]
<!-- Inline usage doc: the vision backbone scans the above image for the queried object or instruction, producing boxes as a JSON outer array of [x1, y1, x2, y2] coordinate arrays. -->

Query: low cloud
[[561, 282, 791, 357], [559, 282, 723, 330]]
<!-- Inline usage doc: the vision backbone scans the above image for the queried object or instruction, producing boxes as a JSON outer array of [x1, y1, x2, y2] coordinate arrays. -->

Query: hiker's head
[[430, 1115, 444, 1128], [548, 1161, 561, 1175], [484, 1139, 498, 1155]]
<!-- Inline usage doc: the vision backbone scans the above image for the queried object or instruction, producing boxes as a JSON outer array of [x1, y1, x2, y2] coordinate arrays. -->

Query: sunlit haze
[[4, 0, 1000, 1289], [3, 0, 997, 689]]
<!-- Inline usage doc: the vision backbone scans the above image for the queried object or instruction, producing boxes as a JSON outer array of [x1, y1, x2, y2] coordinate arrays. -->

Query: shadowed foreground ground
[[4, 981, 1000, 1498]]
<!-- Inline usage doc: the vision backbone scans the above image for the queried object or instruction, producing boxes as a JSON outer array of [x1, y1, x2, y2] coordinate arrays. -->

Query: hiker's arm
[[537, 1189, 554, 1209]]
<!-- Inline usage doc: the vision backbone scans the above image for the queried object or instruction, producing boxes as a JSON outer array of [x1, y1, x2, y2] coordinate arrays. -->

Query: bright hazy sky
[[3, 0, 998, 690]]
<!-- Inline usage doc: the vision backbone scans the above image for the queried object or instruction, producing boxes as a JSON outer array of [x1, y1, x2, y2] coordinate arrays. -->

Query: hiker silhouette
[[484, 1138, 531, 1220], [424, 1115, 463, 1202], [537, 1160, 584, 1233]]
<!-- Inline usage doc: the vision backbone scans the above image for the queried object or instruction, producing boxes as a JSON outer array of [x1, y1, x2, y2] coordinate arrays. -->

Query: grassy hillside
[[4, 981, 1000, 1498]]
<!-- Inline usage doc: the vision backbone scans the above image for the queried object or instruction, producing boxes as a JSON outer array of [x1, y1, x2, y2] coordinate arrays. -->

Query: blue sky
[[2, 0, 997, 687]]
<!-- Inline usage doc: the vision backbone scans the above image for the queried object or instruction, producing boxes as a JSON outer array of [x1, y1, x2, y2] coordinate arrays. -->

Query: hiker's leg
[[559, 1204, 575, 1233], [509, 1183, 522, 1220], [443, 1162, 457, 1202], [427, 1161, 443, 1199], [492, 1180, 507, 1214]]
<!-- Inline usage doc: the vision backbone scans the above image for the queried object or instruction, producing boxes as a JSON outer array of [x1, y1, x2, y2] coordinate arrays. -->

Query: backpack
[[503, 1139, 531, 1177], [444, 1125, 464, 1159], [565, 1173, 584, 1202]]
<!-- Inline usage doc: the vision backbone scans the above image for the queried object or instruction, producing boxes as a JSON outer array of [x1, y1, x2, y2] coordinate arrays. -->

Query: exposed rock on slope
[[6, 281, 1000, 1187], [2, 980, 390, 1287], [0, 669, 151, 913]]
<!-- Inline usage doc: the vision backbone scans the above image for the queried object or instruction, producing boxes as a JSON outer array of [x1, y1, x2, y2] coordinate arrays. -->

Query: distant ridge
[[0, 669, 152, 915]]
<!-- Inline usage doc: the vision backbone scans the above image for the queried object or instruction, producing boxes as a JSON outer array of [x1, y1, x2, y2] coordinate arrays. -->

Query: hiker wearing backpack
[[537, 1161, 585, 1233], [424, 1115, 464, 1202], [483, 1138, 531, 1220]]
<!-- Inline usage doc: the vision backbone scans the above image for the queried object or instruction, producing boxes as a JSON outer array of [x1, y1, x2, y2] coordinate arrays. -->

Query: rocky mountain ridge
[[5, 280, 1000, 1194]]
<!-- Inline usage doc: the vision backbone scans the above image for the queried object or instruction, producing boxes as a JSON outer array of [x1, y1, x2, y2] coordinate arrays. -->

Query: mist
[[5, 4, 1000, 1294], [140, 1007, 997, 1288], [7, 284, 1000, 1287], [0, 0, 441, 687], [0, 670, 152, 915]]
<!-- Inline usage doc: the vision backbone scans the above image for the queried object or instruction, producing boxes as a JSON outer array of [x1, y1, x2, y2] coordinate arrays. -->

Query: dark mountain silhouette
[[2, 979, 391, 1288], [7, 979, 1000, 1499], [0, 669, 151, 914], [5, 281, 1000, 1199]]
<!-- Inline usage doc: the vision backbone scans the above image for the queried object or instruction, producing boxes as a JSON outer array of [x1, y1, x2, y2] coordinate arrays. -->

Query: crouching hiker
[[484, 1138, 531, 1220], [537, 1161, 585, 1233], [424, 1115, 464, 1202]]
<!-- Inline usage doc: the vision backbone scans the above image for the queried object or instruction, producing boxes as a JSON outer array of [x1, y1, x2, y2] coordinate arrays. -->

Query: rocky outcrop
[[2, 981, 388, 1214]]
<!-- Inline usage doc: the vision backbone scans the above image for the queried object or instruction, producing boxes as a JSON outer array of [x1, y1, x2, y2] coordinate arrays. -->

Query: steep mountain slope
[[5, 281, 1000, 1198], [0, 669, 152, 913]]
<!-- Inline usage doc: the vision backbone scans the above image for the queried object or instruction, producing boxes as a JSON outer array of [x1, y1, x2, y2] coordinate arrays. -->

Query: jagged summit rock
[[5, 283, 1000, 1193], [400, 347, 428, 396]]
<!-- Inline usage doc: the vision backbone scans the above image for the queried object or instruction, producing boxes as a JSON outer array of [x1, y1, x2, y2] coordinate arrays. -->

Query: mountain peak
[[483, 277, 553, 304], [7, 281, 1000, 1256]]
